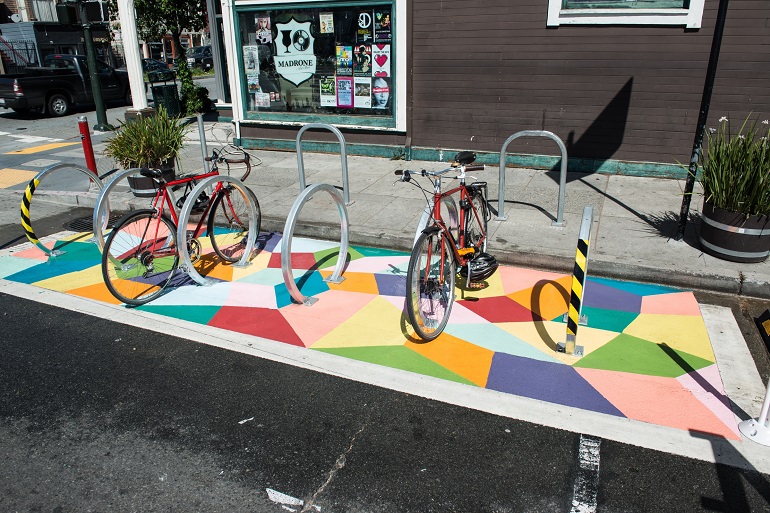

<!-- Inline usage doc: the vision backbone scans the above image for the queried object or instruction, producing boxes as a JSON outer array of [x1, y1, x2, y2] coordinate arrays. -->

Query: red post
[[78, 116, 98, 174]]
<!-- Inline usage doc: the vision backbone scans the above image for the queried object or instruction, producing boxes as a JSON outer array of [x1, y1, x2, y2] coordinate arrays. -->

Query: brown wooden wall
[[409, 0, 770, 167]]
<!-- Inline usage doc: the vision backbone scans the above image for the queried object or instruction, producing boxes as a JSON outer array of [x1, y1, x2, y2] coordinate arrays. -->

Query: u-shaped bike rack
[[296, 123, 352, 206], [281, 183, 349, 306], [21, 163, 104, 257], [497, 130, 568, 227]]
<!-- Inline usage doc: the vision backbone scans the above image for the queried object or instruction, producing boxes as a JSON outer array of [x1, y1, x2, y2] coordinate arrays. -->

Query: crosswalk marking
[[0, 131, 64, 144]]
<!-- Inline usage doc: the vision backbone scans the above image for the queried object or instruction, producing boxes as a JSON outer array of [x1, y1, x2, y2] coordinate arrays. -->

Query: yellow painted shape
[[34, 264, 104, 291], [311, 296, 406, 348], [320, 270, 379, 294], [6, 142, 79, 155], [508, 275, 572, 321], [230, 250, 272, 281], [623, 313, 714, 362], [497, 320, 619, 364], [195, 255, 234, 281], [0, 168, 38, 188], [455, 269, 505, 299], [406, 332, 494, 387]]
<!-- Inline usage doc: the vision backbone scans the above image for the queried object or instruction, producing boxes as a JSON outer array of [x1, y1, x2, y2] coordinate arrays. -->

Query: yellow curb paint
[[5, 142, 79, 155]]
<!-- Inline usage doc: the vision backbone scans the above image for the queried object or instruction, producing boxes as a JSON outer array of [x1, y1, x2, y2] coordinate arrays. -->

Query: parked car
[[0, 54, 131, 117], [186, 45, 213, 70], [116, 58, 169, 74]]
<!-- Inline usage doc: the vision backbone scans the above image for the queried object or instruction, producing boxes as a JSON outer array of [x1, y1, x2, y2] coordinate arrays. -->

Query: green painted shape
[[136, 304, 221, 325], [315, 345, 477, 386], [551, 307, 638, 333], [353, 245, 409, 257], [573, 333, 713, 378], [314, 246, 364, 268]]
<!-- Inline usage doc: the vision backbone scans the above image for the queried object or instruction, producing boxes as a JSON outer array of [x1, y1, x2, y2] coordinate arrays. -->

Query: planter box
[[127, 167, 176, 198], [699, 200, 770, 263]]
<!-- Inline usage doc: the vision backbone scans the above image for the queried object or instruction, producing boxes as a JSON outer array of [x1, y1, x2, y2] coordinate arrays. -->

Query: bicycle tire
[[207, 185, 261, 263], [464, 191, 488, 253], [406, 229, 456, 341], [102, 209, 179, 305]]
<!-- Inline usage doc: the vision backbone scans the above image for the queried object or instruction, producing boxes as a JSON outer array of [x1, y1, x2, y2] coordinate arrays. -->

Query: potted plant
[[104, 106, 190, 197], [698, 114, 770, 263]]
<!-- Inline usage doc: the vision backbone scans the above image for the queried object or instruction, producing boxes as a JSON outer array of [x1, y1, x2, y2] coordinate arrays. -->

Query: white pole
[[116, 0, 149, 111], [739, 377, 770, 446]]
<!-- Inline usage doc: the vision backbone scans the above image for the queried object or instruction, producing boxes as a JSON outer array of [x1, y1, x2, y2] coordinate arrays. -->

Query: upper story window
[[235, 0, 404, 130], [547, 0, 705, 27]]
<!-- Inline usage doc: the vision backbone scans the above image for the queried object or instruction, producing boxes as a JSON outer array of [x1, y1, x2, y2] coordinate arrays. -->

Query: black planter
[[699, 200, 770, 263], [127, 164, 176, 198]]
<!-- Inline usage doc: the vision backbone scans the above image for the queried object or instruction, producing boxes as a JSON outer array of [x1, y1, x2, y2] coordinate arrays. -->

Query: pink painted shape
[[641, 291, 702, 316], [323, 255, 410, 273], [678, 364, 740, 437], [225, 282, 277, 309], [280, 289, 378, 346], [497, 266, 568, 296], [576, 367, 740, 439], [12, 242, 56, 261]]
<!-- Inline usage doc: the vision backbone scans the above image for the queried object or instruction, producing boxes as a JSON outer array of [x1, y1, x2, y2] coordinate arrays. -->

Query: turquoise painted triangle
[[587, 277, 683, 297], [353, 245, 409, 257], [50, 239, 102, 262], [550, 306, 638, 333], [315, 345, 477, 386], [446, 323, 559, 363], [573, 333, 713, 378], [137, 304, 221, 325], [274, 270, 330, 308]]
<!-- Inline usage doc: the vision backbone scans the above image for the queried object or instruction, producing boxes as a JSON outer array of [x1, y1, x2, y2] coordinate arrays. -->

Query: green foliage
[[176, 59, 211, 115], [105, 0, 207, 47], [104, 106, 190, 169], [699, 115, 770, 216]]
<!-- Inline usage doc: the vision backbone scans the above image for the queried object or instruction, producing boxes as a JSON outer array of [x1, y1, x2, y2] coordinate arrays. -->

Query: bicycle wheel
[[102, 209, 179, 305], [406, 230, 457, 340], [207, 185, 261, 263], [464, 191, 488, 253]]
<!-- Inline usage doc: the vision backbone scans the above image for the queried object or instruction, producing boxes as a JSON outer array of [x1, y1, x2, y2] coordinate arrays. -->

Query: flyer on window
[[353, 44, 371, 75], [372, 44, 390, 77], [354, 77, 371, 108], [255, 92, 271, 107], [256, 16, 272, 44], [336, 77, 353, 108], [357, 10, 373, 42], [320, 76, 336, 106], [243, 46, 259, 74], [374, 9, 391, 42], [336, 45, 353, 75], [320, 12, 334, 34]]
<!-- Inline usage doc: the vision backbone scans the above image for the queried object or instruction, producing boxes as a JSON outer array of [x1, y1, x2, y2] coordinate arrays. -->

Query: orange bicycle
[[101, 149, 259, 305], [396, 151, 498, 340]]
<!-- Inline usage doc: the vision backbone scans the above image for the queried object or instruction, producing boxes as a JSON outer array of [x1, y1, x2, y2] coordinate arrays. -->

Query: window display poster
[[256, 16, 272, 44], [357, 10, 373, 42], [255, 92, 271, 107], [320, 76, 336, 106], [353, 44, 371, 75], [336, 77, 353, 108], [247, 75, 260, 92], [372, 44, 390, 77], [244, 46, 259, 73], [354, 77, 371, 108], [374, 9, 391, 42], [320, 12, 334, 34], [371, 76, 390, 109], [336, 45, 353, 75]]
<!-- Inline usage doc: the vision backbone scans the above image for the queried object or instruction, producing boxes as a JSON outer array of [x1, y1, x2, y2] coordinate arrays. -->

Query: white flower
[[763, 120, 769, 125], [719, 116, 728, 123], [708, 127, 717, 134], [738, 135, 745, 139]]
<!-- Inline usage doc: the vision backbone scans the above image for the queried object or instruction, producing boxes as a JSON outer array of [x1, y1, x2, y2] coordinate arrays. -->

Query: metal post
[[739, 377, 770, 446], [78, 116, 97, 173], [197, 114, 210, 173], [559, 206, 593, 356], [79, 6, 112, 132]]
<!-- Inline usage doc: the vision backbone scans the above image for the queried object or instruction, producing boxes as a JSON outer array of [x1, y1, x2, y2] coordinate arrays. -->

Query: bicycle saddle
[[453, 151, 476, 166], [139, 168, 166, 179]]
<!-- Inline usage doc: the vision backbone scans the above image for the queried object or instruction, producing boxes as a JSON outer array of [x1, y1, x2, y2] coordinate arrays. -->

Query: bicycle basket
[[458, 252, 499, 282]]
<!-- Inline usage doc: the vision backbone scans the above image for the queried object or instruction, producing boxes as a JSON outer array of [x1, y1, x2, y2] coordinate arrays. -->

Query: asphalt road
[[1, 211, 770, 512]]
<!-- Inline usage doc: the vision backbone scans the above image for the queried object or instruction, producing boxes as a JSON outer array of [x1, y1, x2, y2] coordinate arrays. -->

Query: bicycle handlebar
[[204, 150, 251, 182], [395, 163, 485, 180]]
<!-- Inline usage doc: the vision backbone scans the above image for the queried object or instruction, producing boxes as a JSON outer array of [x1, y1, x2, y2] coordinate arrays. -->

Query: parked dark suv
[[186, 45, 213, 70]]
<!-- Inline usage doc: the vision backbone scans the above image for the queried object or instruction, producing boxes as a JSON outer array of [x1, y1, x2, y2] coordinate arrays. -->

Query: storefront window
[[236, 2, 395, 126]]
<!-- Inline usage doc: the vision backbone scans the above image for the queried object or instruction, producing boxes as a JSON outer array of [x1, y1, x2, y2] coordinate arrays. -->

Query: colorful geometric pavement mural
[[0, 230, 740, 440]]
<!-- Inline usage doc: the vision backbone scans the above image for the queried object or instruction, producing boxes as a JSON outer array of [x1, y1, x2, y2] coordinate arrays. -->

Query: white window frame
[[547, 0, 705, 28], [225, 0, 407, 132]]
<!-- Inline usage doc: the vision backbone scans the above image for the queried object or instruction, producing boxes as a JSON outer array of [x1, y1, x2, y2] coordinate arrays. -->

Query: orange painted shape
[[576, 367, 740, 440], [508, 275, 572, 321], [320, 270, 379, 294], [641, 291, 702, 316], [406, 332, 494, 387], [67, 281, 124, 304]]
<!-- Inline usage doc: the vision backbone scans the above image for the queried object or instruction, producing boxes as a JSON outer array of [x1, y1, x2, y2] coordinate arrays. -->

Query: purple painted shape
[[486, 353, 625, 417], [374, 273, 407, 297], [582, 279, 642, 313], [258, 232, 282, 253]]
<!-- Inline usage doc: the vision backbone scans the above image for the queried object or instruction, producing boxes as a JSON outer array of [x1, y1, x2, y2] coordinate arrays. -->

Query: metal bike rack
[[21, 163, 104, 257], [558, 205, 594, 357], [296, 123, 352, 206], [281, 183, 349, 306], [497, 130, 568, 227], [176, 175, 260, 286], [92, 168, 180, 251]]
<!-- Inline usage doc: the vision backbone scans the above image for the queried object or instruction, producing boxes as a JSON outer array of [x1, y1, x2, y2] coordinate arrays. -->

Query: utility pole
[[78, 0, 113, 131]]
